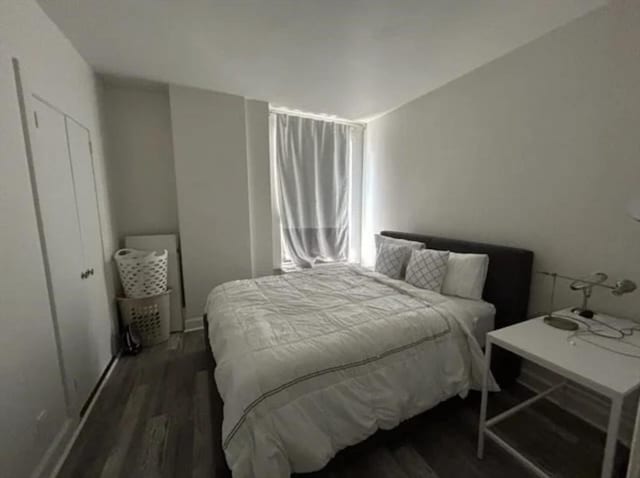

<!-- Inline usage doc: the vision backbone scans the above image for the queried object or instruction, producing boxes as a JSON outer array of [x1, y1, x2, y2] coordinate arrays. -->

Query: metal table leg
[[601, 395, 623, 478], [478, 340, 492, 459], [627, 395, 640, 478]]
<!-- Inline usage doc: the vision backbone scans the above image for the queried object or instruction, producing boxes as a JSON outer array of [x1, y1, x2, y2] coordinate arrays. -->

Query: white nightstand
[[477, 309, 640, 478]]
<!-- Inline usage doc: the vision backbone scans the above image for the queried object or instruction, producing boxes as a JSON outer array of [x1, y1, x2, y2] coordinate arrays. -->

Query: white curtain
[[274, 113, 350, 267]]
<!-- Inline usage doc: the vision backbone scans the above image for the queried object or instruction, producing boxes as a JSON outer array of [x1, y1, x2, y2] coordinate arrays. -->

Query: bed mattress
[[206, 263, 498, 478]]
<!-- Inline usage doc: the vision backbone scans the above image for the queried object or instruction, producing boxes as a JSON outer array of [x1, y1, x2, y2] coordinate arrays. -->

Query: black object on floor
[[121, 324, 142, 355]]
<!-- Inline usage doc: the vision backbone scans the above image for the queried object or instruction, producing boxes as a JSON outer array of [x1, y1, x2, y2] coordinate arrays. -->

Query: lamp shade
[[628, 199, 640, 222]]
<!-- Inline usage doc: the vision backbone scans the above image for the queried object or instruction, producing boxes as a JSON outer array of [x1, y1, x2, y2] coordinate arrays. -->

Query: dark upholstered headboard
[[381, 231, 534, 385]]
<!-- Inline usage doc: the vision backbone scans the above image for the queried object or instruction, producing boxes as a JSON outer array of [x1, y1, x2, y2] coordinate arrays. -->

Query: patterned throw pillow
[[374, 234, 425, 253], [374, 235, 424, 277], [405, 249, 450, 292], [375, 243, 412, 279]]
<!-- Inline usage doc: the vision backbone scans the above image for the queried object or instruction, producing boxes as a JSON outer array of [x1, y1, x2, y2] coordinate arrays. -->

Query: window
[[270, 110, 363, 269]]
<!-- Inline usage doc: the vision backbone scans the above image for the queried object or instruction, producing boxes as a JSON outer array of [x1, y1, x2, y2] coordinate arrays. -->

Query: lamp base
[[571, 307, 595, 319], [544, 315, 579, 331]]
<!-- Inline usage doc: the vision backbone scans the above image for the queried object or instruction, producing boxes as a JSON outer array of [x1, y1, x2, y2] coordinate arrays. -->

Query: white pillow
[[374, 234, 425, 252], [441, 252, 489, 300], [375, 243, 412, 280], [405, 249, 450, 292]]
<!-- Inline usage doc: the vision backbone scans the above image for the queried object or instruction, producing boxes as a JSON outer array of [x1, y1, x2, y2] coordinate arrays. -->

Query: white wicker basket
[[117, 290, 171, 346], [114, 248, 168, 298]]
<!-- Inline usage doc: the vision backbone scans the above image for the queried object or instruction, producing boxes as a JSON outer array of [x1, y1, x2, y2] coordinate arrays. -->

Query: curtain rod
[[269, 106, 365, 128]]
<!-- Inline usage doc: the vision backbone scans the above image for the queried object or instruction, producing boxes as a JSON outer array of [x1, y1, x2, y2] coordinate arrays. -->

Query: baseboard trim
[[30, 418, 73, 478], [184, 316, 203, 332], [45, 353, 121, 478], [518, 361, 637, 447]]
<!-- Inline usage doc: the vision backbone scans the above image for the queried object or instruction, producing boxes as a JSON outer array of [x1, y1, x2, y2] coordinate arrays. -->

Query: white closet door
[[65, 118, 112, 372], [30, 98, 97, 412]]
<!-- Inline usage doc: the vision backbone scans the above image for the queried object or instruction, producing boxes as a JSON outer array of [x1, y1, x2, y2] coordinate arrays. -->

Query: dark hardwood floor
[[58, 331, 628, 478]]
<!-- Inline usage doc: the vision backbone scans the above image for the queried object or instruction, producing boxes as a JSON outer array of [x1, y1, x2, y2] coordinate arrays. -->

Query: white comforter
[[206, 264, 497, 478]]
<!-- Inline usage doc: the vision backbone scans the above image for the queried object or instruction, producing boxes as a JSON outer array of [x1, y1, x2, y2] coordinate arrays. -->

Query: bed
[[203, 231, 534, 478]]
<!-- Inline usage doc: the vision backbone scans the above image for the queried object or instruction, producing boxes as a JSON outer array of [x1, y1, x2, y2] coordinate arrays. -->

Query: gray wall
[[102, 82, 272, 320], [170, 85, 254, 318], [102, 81, 179, 240], [363, 2, 640, 320], [245, 99, 274, 277]]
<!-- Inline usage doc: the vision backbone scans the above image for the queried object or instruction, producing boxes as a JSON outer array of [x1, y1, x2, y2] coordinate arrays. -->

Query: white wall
[[102, 81, 179, 240], [101, 83, 272, 320], [0, 0, 117, 268], [363, 1, 640, 439], [364, 2, 640, 319], [0, 0, 118, 476], [170, 85, 254, 319], [0, 50, 68, 478], [245, 99, 274, 277]]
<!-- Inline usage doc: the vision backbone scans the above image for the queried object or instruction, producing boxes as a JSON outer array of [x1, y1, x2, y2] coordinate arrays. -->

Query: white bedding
[[447, 296, 496, 347], [206, 263, 498, 478]]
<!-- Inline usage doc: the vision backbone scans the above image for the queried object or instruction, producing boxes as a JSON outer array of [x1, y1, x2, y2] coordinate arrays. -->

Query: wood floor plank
[[167, 414, 196, 478], [365, 447, 411, 478], [183, 330, 204, 355], [135, 414, 169, 478], [391, 444, 438, 478], [99, 384, 149, 478], [161, 356, 197, 477], [119, 345, 172, 476], [192, 370, 214, 478]]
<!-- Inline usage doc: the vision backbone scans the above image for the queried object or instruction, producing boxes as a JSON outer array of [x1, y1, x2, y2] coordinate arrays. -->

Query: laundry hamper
[[117, 290, 171, 346], [114, 248, 168, 298]]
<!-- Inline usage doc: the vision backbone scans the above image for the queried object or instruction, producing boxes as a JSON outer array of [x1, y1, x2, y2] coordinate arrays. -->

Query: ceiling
[[39, 0, 605, 121]]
